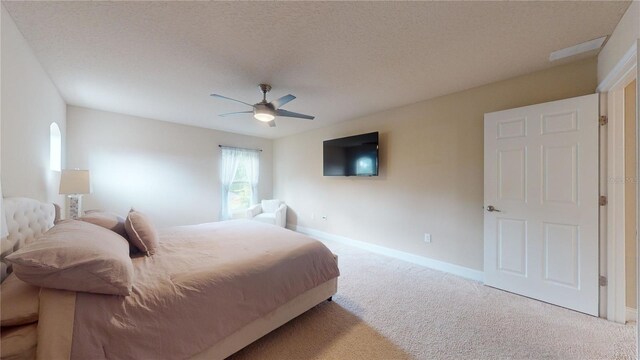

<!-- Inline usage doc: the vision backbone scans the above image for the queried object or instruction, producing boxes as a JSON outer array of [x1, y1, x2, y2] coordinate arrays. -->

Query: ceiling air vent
[[549, 36, 607, 62]]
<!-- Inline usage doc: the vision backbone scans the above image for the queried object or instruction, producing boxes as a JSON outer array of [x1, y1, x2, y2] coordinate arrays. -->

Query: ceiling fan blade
[[210, 94, 254, 107], [268, 120, 276, 128], [270, 94, 296, 109], [276, 109, 315, 120], [218, 111, 253, 117]]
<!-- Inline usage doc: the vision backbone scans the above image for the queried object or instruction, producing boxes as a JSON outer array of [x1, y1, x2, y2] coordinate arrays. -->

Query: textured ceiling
[[3, 1, 630, 139]]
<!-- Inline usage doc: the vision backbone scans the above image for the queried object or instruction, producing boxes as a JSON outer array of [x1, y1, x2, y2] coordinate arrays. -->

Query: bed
[[0, 197, 339, 360]]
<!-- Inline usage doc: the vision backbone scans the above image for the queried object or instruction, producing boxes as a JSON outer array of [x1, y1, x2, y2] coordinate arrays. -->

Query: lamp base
[[67, 195, 83, 219]]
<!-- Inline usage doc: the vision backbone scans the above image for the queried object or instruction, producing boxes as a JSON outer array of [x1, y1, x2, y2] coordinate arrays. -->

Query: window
[[228, 161, 252, 214], [49, 122, 61, 171], [220, 147, 259, 219]]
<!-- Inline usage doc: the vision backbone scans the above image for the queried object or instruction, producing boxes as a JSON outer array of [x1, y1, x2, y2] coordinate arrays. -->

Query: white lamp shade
[[59, 169, 91, 195]]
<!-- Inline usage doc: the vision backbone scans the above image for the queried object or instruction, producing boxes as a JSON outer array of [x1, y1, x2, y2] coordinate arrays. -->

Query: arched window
[[49, 122, 61, 171]]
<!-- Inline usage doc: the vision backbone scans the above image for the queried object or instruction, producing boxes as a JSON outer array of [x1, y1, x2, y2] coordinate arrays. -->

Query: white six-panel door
[[484, 94, 599, 316]]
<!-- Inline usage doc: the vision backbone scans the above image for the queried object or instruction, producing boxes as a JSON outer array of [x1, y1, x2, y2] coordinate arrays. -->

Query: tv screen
[[323, 132, 379, 176]]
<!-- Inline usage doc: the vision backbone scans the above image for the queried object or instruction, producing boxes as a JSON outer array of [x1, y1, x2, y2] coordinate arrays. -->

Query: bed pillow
[[261, 199, 281, 213], [125, 210, 159, 256], [79, 211, 128, 239], [0, 323, 37, 360], [0, 273, 40, 327], [5, 220, 134, 296]]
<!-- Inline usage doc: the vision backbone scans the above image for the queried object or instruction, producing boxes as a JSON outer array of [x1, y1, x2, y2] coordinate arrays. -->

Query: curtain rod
[[218, 145, 262, 152]]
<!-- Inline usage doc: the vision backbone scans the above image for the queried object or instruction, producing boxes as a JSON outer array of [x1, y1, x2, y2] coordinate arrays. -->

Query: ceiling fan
[[211, 84, 315, 127]]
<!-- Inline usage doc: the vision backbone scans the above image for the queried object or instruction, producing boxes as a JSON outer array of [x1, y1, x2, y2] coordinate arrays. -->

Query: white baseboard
[[626, 307, 637, 322], [288, 224, 484, 283]]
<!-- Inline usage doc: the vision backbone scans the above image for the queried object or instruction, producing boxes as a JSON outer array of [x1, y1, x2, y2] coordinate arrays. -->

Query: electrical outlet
[[311, 213, 315, 220], [424, 233, 431, 243]]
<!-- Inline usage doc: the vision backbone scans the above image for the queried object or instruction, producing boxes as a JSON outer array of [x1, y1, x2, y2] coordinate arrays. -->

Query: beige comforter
[[39, 220, 339, 359]]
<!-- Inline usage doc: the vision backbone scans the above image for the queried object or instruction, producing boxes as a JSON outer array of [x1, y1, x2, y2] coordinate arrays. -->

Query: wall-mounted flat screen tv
[[323, 132, 379, 176]]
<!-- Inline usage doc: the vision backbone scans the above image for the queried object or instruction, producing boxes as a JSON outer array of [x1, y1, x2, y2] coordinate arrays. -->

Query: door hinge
[[599, 115, 608, 126], [599, 195, 608, 206], [599, 276, 608, 287]]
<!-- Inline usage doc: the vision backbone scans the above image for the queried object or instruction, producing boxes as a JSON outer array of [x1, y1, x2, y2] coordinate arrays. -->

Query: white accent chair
[[246, 199, 287, 228]]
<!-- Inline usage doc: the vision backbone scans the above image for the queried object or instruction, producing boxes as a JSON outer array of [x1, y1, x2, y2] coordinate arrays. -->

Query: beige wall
[[66, 106, 273, 227], [625, 80, 637, 310], [274, 58, 597, 271], [1, 5, 66, 205], [597, 1, 639, 84]]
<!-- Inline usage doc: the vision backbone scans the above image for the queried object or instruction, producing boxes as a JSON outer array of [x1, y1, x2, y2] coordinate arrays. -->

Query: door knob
[[486, 205, 501, 212]]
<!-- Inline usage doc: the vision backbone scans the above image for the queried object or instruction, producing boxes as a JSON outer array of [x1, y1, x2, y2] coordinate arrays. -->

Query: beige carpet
[[230, 239, 636, 360]]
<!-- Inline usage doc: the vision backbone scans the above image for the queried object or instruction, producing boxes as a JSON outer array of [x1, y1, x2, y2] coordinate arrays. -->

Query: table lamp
[[59, 169, 90, 219]]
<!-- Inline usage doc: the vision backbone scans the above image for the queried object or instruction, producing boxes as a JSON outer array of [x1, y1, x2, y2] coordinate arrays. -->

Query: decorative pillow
[[0, 323, 37, 360], [261, 199, 281, 213], [80, 211, 128, 239], [5, 220, 134, 296], [125, 210, 159, 256], [0, 273, 40, 327]]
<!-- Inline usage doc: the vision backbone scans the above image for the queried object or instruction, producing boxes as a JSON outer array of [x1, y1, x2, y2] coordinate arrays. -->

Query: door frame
[[596, 42, 637, 323]]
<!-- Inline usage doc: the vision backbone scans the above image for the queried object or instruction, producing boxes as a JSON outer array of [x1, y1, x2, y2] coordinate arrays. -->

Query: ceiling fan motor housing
[[253, 103, 276, 122]]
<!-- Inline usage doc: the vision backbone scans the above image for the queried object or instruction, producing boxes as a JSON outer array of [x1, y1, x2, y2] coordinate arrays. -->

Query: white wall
[[1, 5, 66, 205], [66, 106, 273, 227], [274, 58, 597, 271]]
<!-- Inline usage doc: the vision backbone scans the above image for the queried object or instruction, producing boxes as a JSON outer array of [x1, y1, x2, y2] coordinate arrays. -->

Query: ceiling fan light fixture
[[253, 103, 276, 122], [254, 112, 275, 122]]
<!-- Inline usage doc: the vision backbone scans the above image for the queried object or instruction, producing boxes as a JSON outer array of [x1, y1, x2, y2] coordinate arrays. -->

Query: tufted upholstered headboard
[[0, 197, 60, 281]]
